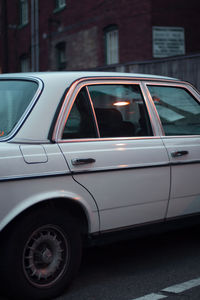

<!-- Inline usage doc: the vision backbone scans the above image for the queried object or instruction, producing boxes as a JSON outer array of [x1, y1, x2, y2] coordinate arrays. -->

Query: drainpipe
[[31, 0, 39, 72], [35, 0, 39, 71], [31, 0, 35, 71], [2, 0, 8, 73]]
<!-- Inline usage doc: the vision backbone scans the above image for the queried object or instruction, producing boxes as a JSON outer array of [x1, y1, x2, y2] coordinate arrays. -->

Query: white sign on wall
[[153, 26, 185, 58]]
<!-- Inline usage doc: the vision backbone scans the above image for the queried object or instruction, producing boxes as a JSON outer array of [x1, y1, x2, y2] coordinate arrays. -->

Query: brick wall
[[0, 0, 199, 73]]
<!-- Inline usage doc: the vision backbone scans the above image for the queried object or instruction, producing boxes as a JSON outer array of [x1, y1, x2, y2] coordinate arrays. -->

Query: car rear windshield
[[0, 80, 38, 139]]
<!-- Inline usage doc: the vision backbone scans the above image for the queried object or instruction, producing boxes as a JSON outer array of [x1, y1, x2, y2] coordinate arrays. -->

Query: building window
[[56, 42, 66, 70], [20, 55, 30, 72], [104, 25, 119, 65], [19, 0, 29, 26], [55, 0, 66, 10]]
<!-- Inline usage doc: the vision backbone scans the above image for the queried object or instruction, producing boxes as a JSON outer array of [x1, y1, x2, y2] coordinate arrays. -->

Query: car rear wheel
[[1, 208, 82, 299]]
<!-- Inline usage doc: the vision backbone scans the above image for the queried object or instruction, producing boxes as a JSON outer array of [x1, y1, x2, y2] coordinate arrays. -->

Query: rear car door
[[145, 82, 200, 219], [57, 79, 170, 232]]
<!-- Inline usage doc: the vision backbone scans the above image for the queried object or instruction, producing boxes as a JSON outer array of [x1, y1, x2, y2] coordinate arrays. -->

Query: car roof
[[0, 71, 180, 143], [0, 71, 179, 83]]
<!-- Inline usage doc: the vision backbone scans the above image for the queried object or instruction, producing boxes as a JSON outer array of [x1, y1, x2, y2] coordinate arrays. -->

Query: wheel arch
[[0, 191, 99, 238]]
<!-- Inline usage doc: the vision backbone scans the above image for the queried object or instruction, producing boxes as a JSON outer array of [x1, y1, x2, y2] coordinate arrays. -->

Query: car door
[[57, 79, 170, 232], [145, 82, 200, 219]]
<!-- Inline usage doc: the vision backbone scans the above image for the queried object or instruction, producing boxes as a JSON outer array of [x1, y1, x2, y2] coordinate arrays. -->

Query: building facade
[[0, 0, 200, 73]]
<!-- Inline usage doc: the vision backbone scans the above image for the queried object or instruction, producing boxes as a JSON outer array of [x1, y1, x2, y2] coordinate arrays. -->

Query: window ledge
[[53, 5, 66, 14], [18, 22, 29, 29]]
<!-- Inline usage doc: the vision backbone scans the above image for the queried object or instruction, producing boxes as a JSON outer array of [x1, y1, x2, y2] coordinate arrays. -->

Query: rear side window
[[88, 84, 152, 138], [147, 85, 200, 136], [0, 80, 38, 138], [62, 87, 97, 139]]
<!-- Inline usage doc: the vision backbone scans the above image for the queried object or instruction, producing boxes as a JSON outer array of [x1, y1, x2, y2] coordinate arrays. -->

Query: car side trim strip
[[0, 162, 168, 182], [171, 160, 200, 166], [1, 159, 200, 182], [0, 171, 70, 182], [71, 160, 200, 175], [70, 159, 200, 175], [70, 162, 170, 175]]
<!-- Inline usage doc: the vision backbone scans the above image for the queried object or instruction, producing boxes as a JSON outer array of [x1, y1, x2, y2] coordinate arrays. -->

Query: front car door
[[56, 78, 170, 232], [145, 82, 200, 219]]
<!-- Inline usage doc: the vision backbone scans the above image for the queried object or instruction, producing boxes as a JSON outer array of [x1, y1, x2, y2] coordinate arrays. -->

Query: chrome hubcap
[[23, 225, 68, 288]]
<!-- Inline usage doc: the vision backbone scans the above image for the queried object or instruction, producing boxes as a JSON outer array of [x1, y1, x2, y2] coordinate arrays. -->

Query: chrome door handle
[[171, 150, 189, 158], [71, 158, 96, 166]]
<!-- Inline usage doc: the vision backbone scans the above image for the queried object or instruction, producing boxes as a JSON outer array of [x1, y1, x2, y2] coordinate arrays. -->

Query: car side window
[[147, 85, 200, 136], [87, 84, 152, 138], [62, 87, 97, 139]]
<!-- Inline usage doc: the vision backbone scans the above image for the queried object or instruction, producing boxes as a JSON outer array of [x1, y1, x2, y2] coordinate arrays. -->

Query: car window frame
[[61, 86, 99, 139], [53, 78, 158, 142], [143, 81, 200, 138]]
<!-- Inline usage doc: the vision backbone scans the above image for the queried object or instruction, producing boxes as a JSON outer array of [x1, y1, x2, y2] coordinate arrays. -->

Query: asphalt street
[[1, 227, 200, 300], [56, 226, 200, 300]]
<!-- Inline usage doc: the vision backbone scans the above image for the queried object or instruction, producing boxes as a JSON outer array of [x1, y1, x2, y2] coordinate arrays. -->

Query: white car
[[0, 72, 200, 299]]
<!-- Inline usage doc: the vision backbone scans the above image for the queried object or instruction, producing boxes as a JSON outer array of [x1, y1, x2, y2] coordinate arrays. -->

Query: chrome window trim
[[86, 86, 100, 138], [0, 77, 44, 142], [161, 135, 200, 139], [53, 77, 156, 142], [144, 81, 200, 101], [143, 81, 200, 138], [142, 82, 165, 136], [52, 80, 79, 141], [57, 136, 161, 144]]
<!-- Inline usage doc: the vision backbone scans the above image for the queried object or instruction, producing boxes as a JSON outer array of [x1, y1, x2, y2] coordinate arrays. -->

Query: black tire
[[0, 208, 82, 300]]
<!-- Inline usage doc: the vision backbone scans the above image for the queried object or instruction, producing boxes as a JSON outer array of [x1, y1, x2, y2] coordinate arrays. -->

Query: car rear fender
[[0, 190, 100, 234]]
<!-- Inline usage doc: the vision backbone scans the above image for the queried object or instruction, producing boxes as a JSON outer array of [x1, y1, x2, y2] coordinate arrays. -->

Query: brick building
[[0, 0, 200, 73]]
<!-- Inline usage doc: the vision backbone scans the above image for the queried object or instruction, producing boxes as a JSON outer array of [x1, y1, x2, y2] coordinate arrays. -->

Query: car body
[[0, 71, 200, 299]]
